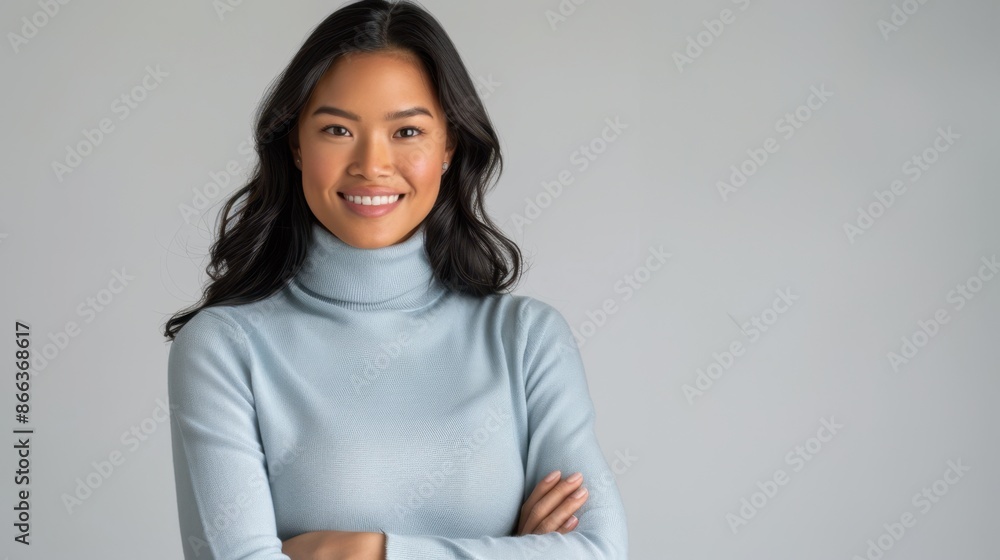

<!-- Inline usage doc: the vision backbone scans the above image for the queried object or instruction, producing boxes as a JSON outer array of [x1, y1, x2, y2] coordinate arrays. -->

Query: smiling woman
[[162, 1, 629, 559], [291, 49, 454, 249]]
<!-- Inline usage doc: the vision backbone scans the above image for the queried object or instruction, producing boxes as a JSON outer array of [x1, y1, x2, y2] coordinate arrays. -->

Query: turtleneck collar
[[292, 220, 446, 311]]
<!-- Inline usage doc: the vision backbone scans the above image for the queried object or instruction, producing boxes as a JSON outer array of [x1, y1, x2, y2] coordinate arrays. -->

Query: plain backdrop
[[2, 0, 998, 558]]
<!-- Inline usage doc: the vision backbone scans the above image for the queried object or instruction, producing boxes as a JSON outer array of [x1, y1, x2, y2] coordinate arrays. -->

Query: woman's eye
[[397, 127, 424, 138], [321, 125, 424, 138], [323, 125, 350, 137]]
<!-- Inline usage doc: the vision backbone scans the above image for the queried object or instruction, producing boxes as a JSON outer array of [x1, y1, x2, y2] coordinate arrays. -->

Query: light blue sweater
[[167, 220, 629, 559]]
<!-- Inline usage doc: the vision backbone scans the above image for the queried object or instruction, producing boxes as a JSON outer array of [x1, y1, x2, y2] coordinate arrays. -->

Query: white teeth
[[345, 194, 400, 206]]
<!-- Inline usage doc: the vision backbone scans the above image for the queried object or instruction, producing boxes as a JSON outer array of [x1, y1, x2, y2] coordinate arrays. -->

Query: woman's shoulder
[[175, 288, 294, 338], [510, 294, 567, 327], [468, 292, 573, 346], [169, 305, 249, 356]]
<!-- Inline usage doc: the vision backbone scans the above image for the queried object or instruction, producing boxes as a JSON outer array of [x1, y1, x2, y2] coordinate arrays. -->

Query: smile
[[337, 192, 405, 218], [341, 193, 403, 206]]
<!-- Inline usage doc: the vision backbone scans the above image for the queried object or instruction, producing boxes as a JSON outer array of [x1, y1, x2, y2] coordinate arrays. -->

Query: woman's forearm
[[282, 530, 385, 560]]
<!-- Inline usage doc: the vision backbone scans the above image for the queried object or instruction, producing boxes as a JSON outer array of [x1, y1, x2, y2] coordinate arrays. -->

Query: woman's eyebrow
[[310, 105, 434, 121]]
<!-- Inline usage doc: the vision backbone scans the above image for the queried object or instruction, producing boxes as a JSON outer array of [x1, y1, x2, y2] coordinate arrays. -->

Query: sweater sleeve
[[382, 299, 630, 559], [167, 309, 292, 560]]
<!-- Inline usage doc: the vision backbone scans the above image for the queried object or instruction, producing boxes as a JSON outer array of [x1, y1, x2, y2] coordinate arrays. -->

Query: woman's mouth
[[339, 192, 404, 205], [337, 192, 405, 217]]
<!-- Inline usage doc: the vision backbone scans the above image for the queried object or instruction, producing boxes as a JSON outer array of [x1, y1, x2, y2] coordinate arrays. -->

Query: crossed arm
[[281, 467, 595, 559], [168, 302, 628, 559]]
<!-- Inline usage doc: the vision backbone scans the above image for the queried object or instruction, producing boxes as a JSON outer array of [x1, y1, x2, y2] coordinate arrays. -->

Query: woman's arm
[[282, 530, 385, 560], [282, 468, 593, 560], [379, 299, 630, 559], [168, 309, 292, 559]]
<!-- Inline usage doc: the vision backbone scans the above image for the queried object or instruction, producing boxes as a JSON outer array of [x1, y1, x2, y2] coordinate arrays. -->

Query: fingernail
[[544, 470, 560, 482], [567, 472, 582, 483], [571, 486, 588, 499], [562, 515, 578, 529]]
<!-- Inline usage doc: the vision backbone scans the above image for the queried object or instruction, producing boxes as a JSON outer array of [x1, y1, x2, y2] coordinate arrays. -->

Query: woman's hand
[[281, 530, 385, 560], [516, 470, 589, 535]]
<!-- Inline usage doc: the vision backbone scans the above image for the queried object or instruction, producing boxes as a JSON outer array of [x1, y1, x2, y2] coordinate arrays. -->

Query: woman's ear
[[288, 133, 301, 170], [292, 147, 302, 170], [445, 131, 457, 166]]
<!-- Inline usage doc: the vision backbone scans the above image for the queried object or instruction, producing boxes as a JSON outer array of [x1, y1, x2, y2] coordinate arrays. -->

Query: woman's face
[[292, 50, 455, 249]]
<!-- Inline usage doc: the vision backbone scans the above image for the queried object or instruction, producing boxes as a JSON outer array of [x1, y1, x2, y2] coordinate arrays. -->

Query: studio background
[[2, 0, 997, 558]]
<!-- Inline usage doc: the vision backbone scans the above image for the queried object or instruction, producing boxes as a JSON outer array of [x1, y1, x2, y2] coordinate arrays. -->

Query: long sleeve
[[382, 299, 630, 559], [167, 309, 291, 560]]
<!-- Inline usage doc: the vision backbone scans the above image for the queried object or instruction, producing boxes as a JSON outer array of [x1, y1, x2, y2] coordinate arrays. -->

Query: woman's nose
[[352, 135, 394, 178]]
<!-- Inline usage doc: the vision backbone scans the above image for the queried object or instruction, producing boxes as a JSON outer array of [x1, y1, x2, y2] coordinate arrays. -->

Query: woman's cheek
[[401, 150, 434, 180], [306, 153, 340, 185]]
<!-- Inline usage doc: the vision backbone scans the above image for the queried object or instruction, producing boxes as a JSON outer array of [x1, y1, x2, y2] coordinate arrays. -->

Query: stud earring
[[442, 161, 449, 172]]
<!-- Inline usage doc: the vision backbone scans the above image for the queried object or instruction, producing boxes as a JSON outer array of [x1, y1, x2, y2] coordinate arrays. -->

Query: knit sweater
[[167, 219, 629, 559]]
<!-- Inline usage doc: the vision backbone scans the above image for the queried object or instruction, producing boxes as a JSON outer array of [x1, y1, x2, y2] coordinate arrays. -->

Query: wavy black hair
[[163, 0, 522, 341]]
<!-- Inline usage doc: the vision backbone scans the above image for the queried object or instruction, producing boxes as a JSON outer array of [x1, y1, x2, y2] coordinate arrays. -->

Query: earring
[[442, 161, 449, 172]]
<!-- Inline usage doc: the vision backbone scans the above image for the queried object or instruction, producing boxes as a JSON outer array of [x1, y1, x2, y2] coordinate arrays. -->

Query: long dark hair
[[163, 0, 522, 341]]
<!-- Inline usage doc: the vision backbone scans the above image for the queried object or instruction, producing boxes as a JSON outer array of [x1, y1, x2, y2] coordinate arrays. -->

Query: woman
[[163, 1, 629, 558]]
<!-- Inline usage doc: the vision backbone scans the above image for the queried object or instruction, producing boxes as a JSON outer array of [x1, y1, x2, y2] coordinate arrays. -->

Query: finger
[[556, 514, 580, 534], [523, 473, 584, 534], [520, 472, 584, 535], [518, 470, 561, 534], [534, 485, 589, 534]]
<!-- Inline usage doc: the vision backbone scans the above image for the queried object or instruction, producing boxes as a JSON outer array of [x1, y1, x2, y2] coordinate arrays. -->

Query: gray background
[[2, 0, 998, 558]]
